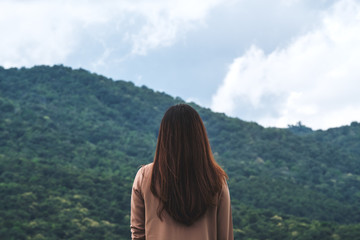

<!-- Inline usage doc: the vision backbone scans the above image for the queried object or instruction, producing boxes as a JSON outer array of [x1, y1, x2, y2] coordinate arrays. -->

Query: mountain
[[1, 65, 360, 240]]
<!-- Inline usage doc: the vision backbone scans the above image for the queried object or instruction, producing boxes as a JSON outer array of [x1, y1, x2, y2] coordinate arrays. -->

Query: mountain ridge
[[1, 65, 360, 239]]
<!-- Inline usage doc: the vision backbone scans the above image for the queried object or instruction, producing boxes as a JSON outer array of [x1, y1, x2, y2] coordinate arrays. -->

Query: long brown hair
[[151, 104, 228, 226]]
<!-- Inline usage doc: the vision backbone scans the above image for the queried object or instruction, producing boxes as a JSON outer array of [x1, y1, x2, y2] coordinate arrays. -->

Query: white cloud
[[0, 0, 226, 68], [0, 1, 107, 67], [211, 0, 360, 130], [122, 0, 225, 55]]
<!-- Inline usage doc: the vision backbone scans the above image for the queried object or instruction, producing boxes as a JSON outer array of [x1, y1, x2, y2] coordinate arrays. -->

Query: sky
[[1, 0, 359, 130]]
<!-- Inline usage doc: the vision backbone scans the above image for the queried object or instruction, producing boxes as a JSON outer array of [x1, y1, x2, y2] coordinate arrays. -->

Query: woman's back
[[131, 163, 233, 240]]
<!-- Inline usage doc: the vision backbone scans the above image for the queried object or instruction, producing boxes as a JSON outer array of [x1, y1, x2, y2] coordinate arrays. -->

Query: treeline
[[1, 65, 360, 239]]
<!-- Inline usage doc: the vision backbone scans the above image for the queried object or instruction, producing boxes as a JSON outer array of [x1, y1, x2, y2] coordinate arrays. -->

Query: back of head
[[151, 104, 228, 226]]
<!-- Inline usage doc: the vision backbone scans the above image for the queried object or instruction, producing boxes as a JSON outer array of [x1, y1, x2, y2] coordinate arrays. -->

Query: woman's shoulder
[[217, 180, 231, 204], [134, 162, 153, 182], [140, 162, 153, 176], [132, 163, 154, 197]]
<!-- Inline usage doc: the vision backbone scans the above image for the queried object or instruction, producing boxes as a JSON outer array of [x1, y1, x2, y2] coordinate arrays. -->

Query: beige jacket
[[131, 163, 234, 240]]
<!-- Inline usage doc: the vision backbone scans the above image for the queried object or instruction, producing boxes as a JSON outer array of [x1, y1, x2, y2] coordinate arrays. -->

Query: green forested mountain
[[1, 65, 360, 240]]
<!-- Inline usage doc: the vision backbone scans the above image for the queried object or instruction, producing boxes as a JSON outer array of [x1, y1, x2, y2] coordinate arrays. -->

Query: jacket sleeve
[[131, 167, 146, 240], [217, 182, 234, 240]]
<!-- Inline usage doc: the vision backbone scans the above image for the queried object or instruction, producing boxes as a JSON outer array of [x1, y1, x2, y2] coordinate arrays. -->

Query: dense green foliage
[[1, 65, 360, 239]]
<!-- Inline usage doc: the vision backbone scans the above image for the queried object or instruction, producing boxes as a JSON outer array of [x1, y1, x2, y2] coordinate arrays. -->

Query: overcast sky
[[1, 0, 359, 130]]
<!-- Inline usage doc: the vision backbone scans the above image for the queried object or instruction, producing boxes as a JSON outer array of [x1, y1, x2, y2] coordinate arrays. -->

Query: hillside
[[1, 65, 360, 239]]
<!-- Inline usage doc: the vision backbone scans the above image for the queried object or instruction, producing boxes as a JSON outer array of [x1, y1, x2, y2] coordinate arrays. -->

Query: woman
[[131, 104, 233, 240]]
